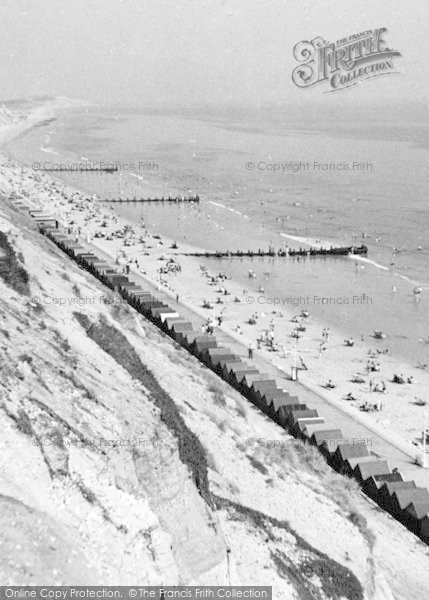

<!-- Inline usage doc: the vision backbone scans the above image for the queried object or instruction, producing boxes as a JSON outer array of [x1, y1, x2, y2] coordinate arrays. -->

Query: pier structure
[[102, 195, 200, 203], [184, 245, 368, 258]]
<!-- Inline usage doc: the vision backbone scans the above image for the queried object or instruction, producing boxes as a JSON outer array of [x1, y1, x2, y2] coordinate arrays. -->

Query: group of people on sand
[[393, 373, 414, 384]]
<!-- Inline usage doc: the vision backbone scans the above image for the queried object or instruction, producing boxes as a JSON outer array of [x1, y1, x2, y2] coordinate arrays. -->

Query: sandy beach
[[1, 152, 428, 462]]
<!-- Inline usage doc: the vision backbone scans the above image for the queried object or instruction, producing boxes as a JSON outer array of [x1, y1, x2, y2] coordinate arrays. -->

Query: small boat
[[301, 310, 310, 318], [373, 330, 386, 340]]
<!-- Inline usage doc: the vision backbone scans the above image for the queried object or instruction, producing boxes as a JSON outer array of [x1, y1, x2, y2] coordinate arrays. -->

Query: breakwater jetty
[[12, 201, 429, 546], [102, 195, 200, 203], [184, 244, 368, 258]]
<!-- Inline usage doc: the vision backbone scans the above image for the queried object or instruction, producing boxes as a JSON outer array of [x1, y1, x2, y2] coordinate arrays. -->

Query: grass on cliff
[[214, 494, 364, 600], [0, 232, 30, 295], [73, 312, 211, 505]]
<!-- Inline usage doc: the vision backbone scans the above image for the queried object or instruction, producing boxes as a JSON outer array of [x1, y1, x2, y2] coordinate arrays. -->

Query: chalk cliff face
[[0, 190, 428, 599]]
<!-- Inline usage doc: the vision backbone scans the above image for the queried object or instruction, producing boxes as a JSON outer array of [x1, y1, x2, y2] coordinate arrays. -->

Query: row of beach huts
[[16, 204, 429, 546]]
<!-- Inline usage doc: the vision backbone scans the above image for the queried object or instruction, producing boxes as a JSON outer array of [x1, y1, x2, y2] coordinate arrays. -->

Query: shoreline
[[1, 151, 428, 460]]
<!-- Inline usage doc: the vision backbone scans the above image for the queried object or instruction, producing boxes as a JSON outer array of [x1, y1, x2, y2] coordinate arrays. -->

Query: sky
[[0, 0, 428, 111]]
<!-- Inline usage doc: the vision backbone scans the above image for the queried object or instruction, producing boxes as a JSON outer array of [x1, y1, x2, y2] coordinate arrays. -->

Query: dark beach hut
[[91, 261, 111, 272], [419, 512, 429, 543], [203, 347, 236, 368], [288, 408, 319, 429], [129, 290, 152, 301], [330, 442, 370, 473], [390, 488, 429, 525], [34, 216, 58, 230], [162, 317, 186, 335], [214, 357, 241, 377], [150, 305, 178, 324], [182, 331, 199, 350], [294, 417, 326, 436], [275, 399, 308, 426], [377, 480, 417, 511], [363, 471, 403, 498], [170, 321, 195, 344], [220, 360, 244, 381], [260, 390, 291, 415], [239, 372, 269, 398], [228, 366, 259, 388], [249, 379, 279, 407], [128, 291, 153, 310], [190, 335, 218, 357], [312, 429, 344, 456], [353, 460, 390, 484], [302, 421, 336, 441], [403, 501, 429, 535], [204, 350, 236, 370]]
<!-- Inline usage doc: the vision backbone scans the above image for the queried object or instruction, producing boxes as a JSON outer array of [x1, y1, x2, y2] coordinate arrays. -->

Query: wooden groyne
[[184, 244, 368, 258], [16, 209, 429, 545], [102, 195, 200, 204]]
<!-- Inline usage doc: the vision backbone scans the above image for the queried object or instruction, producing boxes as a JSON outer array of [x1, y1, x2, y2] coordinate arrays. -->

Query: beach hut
[[228, 366, 259, 388], [377, 480, 417, 511], [363, 471, 403, 498], [330, 442, 370, 473], [353, 460, 390, 484], [293, 417, 326, 436], [220, 360, 244, 381], [190, 335, 218, 357], [403, 501, 429, 535], [129, 292, 153, 310], [288, 409, 319, 429], [150, 306, 178, 324], [261, 390, 292, 415], [170, 321, 194, 344], [204, 350, 237, 371], [239, 373, 269, 398], [34, 216, 58, 231], [276, 401, 308, 427], [390, 488, 429, 522], [419, 512, 429, 543], [161, 316, 185, 335], [312, 429, 344, 455], [204, 347, 236, 368], [302, 422, 336, 440], [249, 380, 279, 407], [214, 357, 241, 377]]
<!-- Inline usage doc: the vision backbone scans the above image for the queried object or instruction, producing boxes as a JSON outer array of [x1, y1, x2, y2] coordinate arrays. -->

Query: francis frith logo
[[292, 28, 401, 92]]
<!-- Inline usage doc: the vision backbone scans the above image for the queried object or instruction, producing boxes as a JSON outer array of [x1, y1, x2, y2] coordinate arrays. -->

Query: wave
[[208, 200, 227, 209], [351, 254, 389, 271]]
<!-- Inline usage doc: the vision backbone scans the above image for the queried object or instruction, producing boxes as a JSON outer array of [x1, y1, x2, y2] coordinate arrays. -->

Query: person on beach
[[176, 293, 179, 303], [369, 379, 374, 392], [248, 344, 254, 359]]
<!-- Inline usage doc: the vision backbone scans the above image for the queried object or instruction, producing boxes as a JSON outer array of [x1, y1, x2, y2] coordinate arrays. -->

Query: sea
[[3, 102, 429, 366]]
